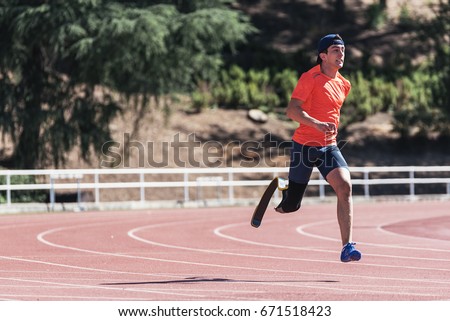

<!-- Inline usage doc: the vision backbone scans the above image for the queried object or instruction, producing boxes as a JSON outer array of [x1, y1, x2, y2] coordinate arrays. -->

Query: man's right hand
[[315, 121, 337, 134]]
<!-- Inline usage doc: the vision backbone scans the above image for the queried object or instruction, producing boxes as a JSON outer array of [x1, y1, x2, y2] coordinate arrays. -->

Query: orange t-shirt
[[291, 64, 351, 146]]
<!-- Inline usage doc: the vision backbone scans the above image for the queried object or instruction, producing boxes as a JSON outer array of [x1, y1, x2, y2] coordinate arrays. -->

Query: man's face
[[321, 44, 345, 69]]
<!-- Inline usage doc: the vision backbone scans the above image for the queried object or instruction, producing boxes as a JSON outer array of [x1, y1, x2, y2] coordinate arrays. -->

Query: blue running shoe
[[340, 242, 362, 263]]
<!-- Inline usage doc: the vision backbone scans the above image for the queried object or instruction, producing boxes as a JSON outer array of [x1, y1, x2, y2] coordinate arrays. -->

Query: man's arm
[[286, 98, 336, 134]]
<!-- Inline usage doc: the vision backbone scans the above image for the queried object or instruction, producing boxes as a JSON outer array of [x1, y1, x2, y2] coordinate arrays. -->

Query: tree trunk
[[13, 46, 44, 169], [334, 0, 346, 24]]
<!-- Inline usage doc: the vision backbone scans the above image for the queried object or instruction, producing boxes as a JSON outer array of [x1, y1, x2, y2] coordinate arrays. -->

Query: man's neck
[[320, 64, 339, 78]]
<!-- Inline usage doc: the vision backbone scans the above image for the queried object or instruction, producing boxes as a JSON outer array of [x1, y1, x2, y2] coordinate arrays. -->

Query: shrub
[[392, 70, 445, 137], [272, 69, 298, 107], [0, 174, 47, 203], [190, 63, 449, 139], [342, 71, 398, 127], [191, 65, 288, 112]]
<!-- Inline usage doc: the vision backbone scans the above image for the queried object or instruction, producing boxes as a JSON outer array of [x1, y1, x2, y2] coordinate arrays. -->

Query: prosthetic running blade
[[251, 177, 287, 228]]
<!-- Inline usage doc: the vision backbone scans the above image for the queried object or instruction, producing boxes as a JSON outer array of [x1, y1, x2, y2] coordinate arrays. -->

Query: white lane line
[[296, 220, 450, 253], [129, 220, 450, 282], [376, 216, 450, 243], [0, 255, 177, 278], [128, 220, 450, 272], [2, 209, 442, 296], [0, 276, 205, 299], [0, 256, 208, 299], [37, 224, 450, 289], [214, 220, 450, 263], [0, 294, 163, 300], [0, 283, 263, 295], [6, 272, 441, 300], [233, 280, 443, 299], [34, 220, 450, 299]]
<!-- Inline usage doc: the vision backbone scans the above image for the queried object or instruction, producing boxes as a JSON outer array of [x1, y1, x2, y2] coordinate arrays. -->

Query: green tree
[[421, 0, 450, 134], [391, 0, 450, 138], [0, 0, 254, 168]]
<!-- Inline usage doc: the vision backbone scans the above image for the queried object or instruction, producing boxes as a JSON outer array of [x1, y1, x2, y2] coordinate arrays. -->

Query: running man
[[275, 34, 362, 263]]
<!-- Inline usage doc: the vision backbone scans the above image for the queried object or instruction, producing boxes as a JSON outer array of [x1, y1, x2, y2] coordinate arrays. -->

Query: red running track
[[0, 200, 449, 301]]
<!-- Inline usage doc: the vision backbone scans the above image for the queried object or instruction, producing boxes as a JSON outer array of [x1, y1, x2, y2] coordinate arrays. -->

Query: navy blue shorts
[[288, 141, 349, 184]]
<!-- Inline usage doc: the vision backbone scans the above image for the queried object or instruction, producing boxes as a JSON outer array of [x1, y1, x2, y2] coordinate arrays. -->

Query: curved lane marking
[[213, 220, 450, 263], [32, 218, 450, 299], [295, 219, 450, 253], [129, 219, 450, 274]]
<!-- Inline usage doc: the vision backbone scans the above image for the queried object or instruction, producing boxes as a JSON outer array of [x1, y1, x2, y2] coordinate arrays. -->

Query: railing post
[[364, 169, 370, 198], [140, 172, 145, 203], [6, 174, 11, 206], [50, 176, 55, 211], [76, 177, 82, 211], [184, 172, 189, 202], [95, 173, 100, 205], [409, 168, 415, 197]]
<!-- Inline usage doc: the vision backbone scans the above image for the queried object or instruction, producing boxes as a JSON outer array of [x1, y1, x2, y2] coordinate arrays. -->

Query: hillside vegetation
[[0, 0, 449, 171]]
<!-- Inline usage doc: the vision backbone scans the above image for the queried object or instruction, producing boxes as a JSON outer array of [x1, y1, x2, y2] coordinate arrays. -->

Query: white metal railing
[[1, 166, 450, 209]]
